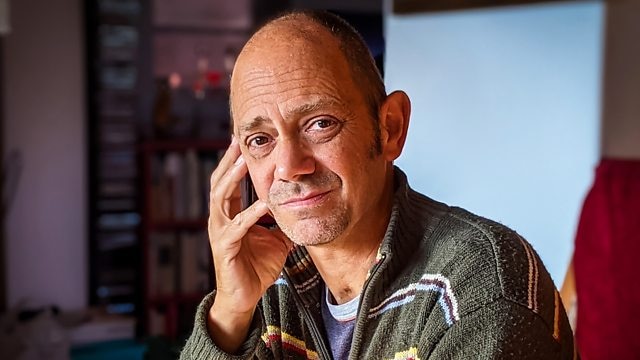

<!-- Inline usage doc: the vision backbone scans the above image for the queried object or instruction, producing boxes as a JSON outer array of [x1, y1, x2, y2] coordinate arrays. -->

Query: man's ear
[[378, 90, 411, 161]]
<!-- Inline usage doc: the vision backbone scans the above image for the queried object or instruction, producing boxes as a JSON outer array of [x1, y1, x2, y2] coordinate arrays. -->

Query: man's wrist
[[207, 298, 256, 354]]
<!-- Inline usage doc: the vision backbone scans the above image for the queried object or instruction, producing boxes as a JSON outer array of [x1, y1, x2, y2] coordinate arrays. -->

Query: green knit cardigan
[[181, 169, 577, 359]]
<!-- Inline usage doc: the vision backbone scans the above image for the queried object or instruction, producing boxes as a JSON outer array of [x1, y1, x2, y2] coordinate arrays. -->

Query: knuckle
[[210, 167, 222, 182], [210, 187, 224, 205], [231, 215, 243, 227]]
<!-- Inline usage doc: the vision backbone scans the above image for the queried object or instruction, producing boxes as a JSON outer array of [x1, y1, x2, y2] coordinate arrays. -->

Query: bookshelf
[[86, 0, 148, 321], [85, 0, 251, 341], [140, 139, 228, 340]]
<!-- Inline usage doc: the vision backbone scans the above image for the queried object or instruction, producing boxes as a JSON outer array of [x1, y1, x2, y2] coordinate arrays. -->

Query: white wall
[[385, 1, 603, 283], [3, 0, 86, 309]]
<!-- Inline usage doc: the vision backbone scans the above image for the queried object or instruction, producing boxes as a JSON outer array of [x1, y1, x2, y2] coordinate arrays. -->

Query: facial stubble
[[268, 172, 350, 247]]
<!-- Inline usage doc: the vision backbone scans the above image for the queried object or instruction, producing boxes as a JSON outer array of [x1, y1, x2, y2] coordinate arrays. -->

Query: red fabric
[[574, 158, 640, 359]]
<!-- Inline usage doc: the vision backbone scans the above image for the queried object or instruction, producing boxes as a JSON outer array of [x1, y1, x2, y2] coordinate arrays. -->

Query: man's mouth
[[278, 190, 332, 208]]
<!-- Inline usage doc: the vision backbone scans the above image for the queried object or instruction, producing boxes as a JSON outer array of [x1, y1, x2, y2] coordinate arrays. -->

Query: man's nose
[[274, 138, 315, 181]]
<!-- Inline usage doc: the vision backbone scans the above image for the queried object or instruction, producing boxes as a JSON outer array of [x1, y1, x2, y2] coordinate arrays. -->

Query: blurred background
[[0, 0, 638, 359]]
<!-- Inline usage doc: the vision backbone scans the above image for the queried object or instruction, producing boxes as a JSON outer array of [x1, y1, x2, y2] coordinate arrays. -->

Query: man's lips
[[278, 190, 332, 207]]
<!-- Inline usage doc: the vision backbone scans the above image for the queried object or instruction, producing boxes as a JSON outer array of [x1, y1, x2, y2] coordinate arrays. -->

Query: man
[[181, 10, 576, 360]]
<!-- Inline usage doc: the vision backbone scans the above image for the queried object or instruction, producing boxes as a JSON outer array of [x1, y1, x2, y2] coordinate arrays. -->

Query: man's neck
[[306, 172, 395, 305], [308, 234, 381, 304]]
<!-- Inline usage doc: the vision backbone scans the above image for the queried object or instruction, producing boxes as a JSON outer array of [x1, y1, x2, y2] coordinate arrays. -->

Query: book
[[97, 212, 140, 230], [148, 307, 167, 336], [149, 150, 223, 222], [185, 150, 202, 219], [98, 231, 137, 251], [179, 231, 211, 294], [148, 233, 177, 296], [164, 152, 186, 220]]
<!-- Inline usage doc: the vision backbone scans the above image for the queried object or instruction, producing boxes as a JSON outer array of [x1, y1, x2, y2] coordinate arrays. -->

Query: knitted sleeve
[[426, 296, 578, 359], [179, 291, 271, 360]]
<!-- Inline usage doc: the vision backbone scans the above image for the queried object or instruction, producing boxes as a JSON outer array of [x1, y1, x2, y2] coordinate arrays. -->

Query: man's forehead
[[237, 35, 336, 73], [232, 39, 330, 99], [231, 35, 351, 112]]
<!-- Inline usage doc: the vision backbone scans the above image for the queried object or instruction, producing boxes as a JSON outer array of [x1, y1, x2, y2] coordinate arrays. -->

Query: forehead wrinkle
[[238, 115, 271, 135], [238, 66, 342, 93], [281, 95, 349, 120], [233, 70, 348, 123], [232, 29, 358, 130]]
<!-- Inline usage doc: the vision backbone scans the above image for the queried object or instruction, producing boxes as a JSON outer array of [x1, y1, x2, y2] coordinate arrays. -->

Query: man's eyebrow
[[283, 99, 343, 120], [239, 116, 271, 134]]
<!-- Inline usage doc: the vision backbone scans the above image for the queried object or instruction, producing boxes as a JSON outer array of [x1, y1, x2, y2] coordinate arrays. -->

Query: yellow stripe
[[518, 236, 536, 311], [388, 347, 421, 360], [531, 243, 539, 312], [553, 290, 561, 341], [261, 325, 319, 360]]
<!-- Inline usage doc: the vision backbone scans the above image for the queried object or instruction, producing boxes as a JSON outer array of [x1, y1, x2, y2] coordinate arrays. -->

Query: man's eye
[[248, 135, 270, 147], [304, 117, 343, 144], [309, 118, 336, 130]]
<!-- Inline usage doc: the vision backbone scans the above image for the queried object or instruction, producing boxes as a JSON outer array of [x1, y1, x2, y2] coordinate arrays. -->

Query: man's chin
[[274, 214, 349, 247], [290, 237, 335, 247], [277, 218, 332, 247]]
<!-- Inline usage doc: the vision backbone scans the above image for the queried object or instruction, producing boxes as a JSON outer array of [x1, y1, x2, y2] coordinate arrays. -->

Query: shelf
[[140, 138, 230, 152], [148, 292, 207, 305], [148, 219, 208, 231], [153, 25, 251, 36]]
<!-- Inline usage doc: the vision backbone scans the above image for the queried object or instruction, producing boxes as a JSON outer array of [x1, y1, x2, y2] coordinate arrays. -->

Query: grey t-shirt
[[320, 286, 359, 360]]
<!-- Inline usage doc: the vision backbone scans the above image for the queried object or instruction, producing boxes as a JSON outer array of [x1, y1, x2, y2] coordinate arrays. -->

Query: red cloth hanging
[[574, 158, 640, 359]]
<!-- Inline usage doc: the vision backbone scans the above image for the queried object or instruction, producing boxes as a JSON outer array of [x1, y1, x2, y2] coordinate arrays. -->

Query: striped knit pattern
[[180, 167, 578, 360], [518, 234, 540, 313], [389, 347, 420, 360], [368, 273, 459, 326], [261, 325, 319, 360]]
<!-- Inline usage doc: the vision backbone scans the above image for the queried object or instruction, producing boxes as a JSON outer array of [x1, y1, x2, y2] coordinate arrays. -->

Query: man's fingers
[[216, 155, 247, 201], [211, 156, 248, 220], [210, 137, 241, 188]]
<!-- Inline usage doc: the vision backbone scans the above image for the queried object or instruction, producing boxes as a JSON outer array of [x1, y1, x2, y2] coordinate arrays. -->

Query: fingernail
[[234, 155, 244, 166], [231, 134, 237, 145]]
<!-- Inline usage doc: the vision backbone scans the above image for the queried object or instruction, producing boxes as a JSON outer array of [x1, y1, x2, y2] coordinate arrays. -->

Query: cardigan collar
[[282, 166, 449, 309]]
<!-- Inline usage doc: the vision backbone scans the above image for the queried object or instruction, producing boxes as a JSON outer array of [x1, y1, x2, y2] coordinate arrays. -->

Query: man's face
[[231, 30, 388, 246]]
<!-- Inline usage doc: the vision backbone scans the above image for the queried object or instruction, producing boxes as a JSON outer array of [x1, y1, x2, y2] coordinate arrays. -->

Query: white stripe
[[296, 277, 321, 293], [368, 273, 460, 325], [274, 274, 321, 293], [294, 273, 320, 291], [369, 295, 416, 319]]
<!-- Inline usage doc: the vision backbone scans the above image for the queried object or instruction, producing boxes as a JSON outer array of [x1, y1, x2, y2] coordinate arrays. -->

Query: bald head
[[231, 11, 386, 138]]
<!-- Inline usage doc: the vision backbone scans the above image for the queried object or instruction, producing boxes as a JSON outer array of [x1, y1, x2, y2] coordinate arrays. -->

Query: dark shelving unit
[[85, 0, 382, 343], [86, 0, 149, 327]]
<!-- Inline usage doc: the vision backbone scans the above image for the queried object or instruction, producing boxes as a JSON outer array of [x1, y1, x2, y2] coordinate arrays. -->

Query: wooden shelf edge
[[148, 293, 208, 305], [139, 139, 230, 152]]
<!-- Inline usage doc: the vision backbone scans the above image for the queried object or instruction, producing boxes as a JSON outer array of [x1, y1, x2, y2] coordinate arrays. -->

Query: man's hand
[[206, 137, 292, 353]]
